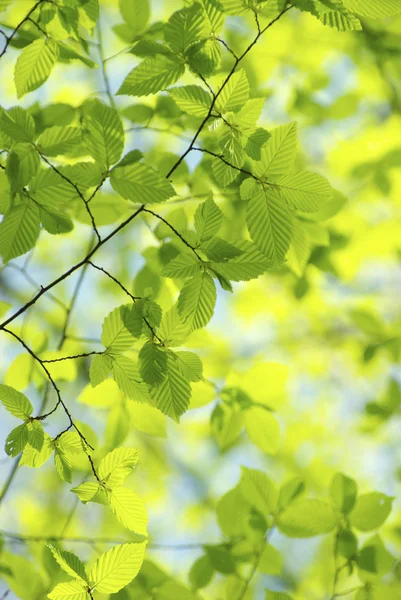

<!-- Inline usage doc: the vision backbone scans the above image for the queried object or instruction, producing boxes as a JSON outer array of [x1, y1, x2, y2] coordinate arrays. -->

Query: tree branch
[[0, 0, 49, 59]]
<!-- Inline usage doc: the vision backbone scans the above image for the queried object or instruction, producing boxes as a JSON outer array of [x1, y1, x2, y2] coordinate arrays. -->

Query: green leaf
[[30, 168, 79, 205], [194, 198, 223, 241], [159, 305, 190, 347], [316, 2, 362, 31], [245, 127, 271, 161], [98, 447, 139, 487], [0, 107, 35, 147], [238, 466, 278, 518], [27, 420, 44, 451], [162, 253, 202, 278], [205, 545, 235, 574], [37, 126, 82, 157], [177, 272, 216, 331], [356, 535, 395, 580], [211, 403, 243, 449], [138, 342, 167, 385], [258, 544, 282, 575], [47, 580, 89, 600], [102, 304, 143, 353], [111, 355, 151, 402], [201, 237, 242, 262], [107, 487, 148, 535], [71, 482, 101, 504], [0, 385, 33, 419], [210, 240, 273, 282], [5, 423, 29, 457], [265, 591, 293, 600], [216, 69, 249, 113], [350, 492, 394, 531], [110, 162, 176, 203], [14, 38, 58, 98], [90, 354, 113, 387], [276, 171, 333, 212], [164, 4, 206, 53], [254, 122, 297, 179], [278, 477, 306, 510], [40, 205, 74, 235], [83, 100, 124, 169], [169, 85, 212, 117], [89, 542, 147, 594], [244, 407, 280, 454], [151, 354, 191, 422], [217, 485, 251, 538], [342, 0, 401, 18], [277, 499, 337, 537], [330, 472, 358, 515], [189, 555, 214, 589], [174, 351, 203, 382], [0, 201, 41, 262], [120, 0, 150, 35], [46, 544, 88, 584], [117, 56, 185, 96], [54, 449, 72, 483], [246, 188, 292, 261], [20, 432, 54, 468]]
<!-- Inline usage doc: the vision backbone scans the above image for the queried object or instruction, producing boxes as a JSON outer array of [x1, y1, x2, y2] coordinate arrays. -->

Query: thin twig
[[0, 0, 48, 59], [142, 208, 202, 259]]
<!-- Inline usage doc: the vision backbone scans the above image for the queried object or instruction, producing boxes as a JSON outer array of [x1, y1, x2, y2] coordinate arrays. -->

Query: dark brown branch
[[216, 37, 238, 60], [142, 208, 202, 259], [41, 351, 101, 363], [0, 0, 49, 59], [192, 147, 261, 181]]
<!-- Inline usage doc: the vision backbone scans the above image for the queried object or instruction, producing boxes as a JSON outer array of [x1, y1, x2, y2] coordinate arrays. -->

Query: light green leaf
[[194, 198, 223, 241], [246, 188, 292, 261], [169, 85, 212, 117], [138, 342, 167, 385], [102, 304, 142, 353], [258, 544, 282, 575], [47, 580, 89, 600], [71, 482, 100, 504], [108, 487, 148, 535], [54, 449, 72, 483], [20, 432, 54, 468], [90, 354, 113, 387], [0, 107, 35, 146], [210, 240, 273, 282], [83, 100, 124, 168], [162, 253, 201, 279], [14, 38, 58, 98], [278, 477, 306, 510], [244, 407, 280, 455], [158, 305, 190, 347], [164, 4, 206, 53], [120, 0, 150, 35], [98, 447, 139, 487], [238, 466, 278, 518], [317, 3, 362, 31], [277, 499, 337, 537], [356, 535, 395, 580], [201, 237, 242, 262], [174, 351, 203, 382], [89, 542, 147, 594], [151, 354, 191, 422], [110, 162, 176, 203], [0, 385, 33, 419], [286, 217, 311, 277], [350, 492, 394, 531], [330, 472, 358, 515], [27, 420, 44, 451], [46, 544, 88, 584], [254, 122, 297, 178], [40, 205, 74, 235], [117, 56, 185, 96], [37, 126, 82, 157], [0, 201, 41, 262], [216, 485, 251, 538], [5, 423, 29, 457], [342, 0, 401, 18], [216, 69, 249, 113], [177, 272, 216, 331], [111, 355, 151, 403], [211, 403, 243, 449], [30, 168, 79, 205], [276, 171, 333, 212], [265, 591, 293, 600]]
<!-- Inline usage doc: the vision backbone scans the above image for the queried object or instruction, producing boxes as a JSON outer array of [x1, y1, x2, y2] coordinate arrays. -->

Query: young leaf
[[215, 69, 249, 113], [54, 449, 72, 483], [98, 447, 139, 487], [277, 499, 337, 537], [47, 580, 89, 600], [162, 253, 201, 279], [101, 304, 142, 353], [0, 385, 33, 419], [5, 423, 29, 457], [89, 542, 147, 594], [14, 38, 58, 98], [174, 351, 203, 382], [169, 85, 212, 117], [107, 487, 148, 535], [254, 122, 297, 179], [164, 4, 206, 53], [177, 272, 216, 331], [151, 354, 192, 422], [71, 482, 101, 504], [194, 198, 223, 241], [117, 56, 185, 96], [37, 126, 82, 157], [90, 354, 112, 387], [244, 407, 280, 455], [350, 492, 394, 531], [0, 201, 41, 262], [120, 0, 150, 35], [110, 162, 175, 203], [342, 0, 401, 18], [27, 420, 44, 452], [46, 544, 89, 584], [246, 188, 292, 261], [238, 466, 278, 518], [138, 342, 167, 385], [276, 171, 333, 212], [329, 472, 358, 515], [83, 100, 124, 169], [210, 240, 273, 282], [111, 355, 151, 403]]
